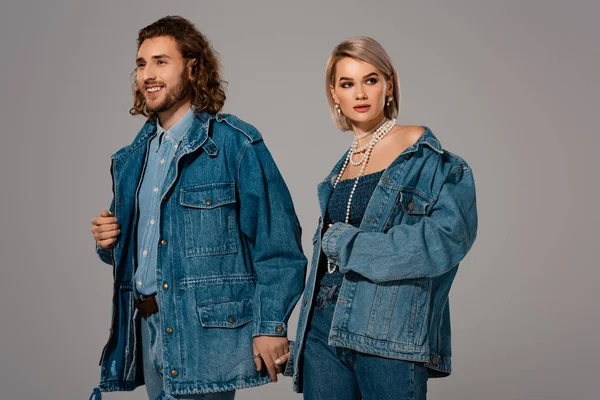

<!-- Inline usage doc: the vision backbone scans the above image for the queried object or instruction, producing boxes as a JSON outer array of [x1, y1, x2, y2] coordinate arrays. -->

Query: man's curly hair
[[130, 16, 227, 119]]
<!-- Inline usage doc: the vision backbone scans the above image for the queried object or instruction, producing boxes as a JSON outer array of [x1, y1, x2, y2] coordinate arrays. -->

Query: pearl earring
[[335, 104, 341, 114], [386, 96, 393, 107]]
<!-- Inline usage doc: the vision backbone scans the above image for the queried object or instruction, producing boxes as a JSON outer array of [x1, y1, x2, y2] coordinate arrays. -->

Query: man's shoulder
[[212, 113, 263, 144]]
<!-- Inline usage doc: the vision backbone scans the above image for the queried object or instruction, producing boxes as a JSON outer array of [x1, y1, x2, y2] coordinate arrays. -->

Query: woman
[[288, 37, 478, 399]]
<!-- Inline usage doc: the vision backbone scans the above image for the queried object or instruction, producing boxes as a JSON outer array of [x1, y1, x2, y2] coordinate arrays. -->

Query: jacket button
[[162, 283, 169, 290], [166, 327, 173, 334], [162, 196, 167, 202], [171, 370, 178, 377], [228, 316, 236, 323], [161, 239, 167, 245], [303, 300, 307, 306], [432, 355, 439, 365], [408, 200, 415, 211], [205, 199, 212, 205], [276, 326, 284, 333], [118, 199, 123, 205]]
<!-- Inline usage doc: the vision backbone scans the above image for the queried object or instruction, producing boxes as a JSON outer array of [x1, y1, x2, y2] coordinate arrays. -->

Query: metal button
[[408, 200, 415, 211], [118, 199, 123, 205], [205, 199, 212, 205], [161, 239, 167, 245], [432, 355, 439, 365], [276, 326, 284, 333], [166, 327, 173, 334], [228, 316, 236, 323], [162, 283, 169, 290], [171, 370, 178, 377], [162, 196, 167, 202]]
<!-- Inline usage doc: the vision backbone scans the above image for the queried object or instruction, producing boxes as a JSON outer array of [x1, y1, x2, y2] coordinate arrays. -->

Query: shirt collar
[[156, 107, 196, 143]]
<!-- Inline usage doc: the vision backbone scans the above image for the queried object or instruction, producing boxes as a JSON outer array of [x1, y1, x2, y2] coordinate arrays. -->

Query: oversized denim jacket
[[93, 111, 306, 397], [288, 127, 478, 392]]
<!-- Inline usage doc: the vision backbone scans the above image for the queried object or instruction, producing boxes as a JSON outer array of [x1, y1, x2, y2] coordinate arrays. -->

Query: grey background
[[0, 0, 598, 399]]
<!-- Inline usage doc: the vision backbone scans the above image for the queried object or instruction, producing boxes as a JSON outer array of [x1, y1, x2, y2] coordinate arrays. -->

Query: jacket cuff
[[96, 243, 113, 265], [321, 222, 353, 268], [253, 321, 288, 337], [282, 340, 295, 377]]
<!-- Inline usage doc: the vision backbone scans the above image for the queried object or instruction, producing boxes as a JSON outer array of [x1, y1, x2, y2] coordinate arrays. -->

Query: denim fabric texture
[[94, 111, 307, 396], [302, 283, 428, 400], [289, 127, 478, 393]]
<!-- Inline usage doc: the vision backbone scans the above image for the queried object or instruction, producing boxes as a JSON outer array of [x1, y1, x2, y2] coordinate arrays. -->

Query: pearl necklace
[[350, 118, 395, 166], [327, 118, 396, 274], [350, 119, 390, 165], [353, 117, 387, 140]]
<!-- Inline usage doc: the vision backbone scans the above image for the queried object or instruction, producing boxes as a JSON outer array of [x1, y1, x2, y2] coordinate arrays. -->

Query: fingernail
[[275, 359, 282, 365]]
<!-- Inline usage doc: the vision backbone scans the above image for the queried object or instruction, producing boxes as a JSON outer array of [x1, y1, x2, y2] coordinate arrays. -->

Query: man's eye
[[157, 60, 166, 65], [136, 63, 145, 69]]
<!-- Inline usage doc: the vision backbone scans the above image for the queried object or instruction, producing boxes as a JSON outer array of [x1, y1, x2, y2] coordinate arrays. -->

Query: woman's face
[[330, 57, 392, 129]]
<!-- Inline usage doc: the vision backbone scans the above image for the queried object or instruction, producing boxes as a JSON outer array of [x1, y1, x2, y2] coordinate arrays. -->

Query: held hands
[[91, 210, 121, 248], [252, 336, 290, 382]]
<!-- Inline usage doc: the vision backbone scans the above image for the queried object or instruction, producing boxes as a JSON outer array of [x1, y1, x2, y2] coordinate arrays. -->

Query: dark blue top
[[319, 169, 384, 286]]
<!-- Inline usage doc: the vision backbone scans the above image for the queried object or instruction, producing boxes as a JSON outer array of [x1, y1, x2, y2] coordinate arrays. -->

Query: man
[[89, 16, 306, 400]]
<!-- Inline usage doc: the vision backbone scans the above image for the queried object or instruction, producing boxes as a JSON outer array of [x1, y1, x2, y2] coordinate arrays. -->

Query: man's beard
[[146, 72, 192, 113]]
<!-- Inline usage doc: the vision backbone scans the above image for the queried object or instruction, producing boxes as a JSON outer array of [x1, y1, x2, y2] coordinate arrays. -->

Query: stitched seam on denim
[[222, 118, 262, 143], [331, 329, 431, 350], [324, 223, 348, 263], [178, 273, 257, 288]]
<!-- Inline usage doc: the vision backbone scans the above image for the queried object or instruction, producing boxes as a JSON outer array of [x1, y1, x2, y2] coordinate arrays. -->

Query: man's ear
[[187, 59, 197, 80]]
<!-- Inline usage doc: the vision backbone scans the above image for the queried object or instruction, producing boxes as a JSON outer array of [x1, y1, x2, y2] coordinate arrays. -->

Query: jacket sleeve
[[95, 195, 116, 265], [237, 139, 307, 337], [322, 167, 477, 283]]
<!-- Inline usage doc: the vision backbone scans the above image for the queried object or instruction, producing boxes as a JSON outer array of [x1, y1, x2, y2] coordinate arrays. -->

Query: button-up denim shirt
[[135, 107, 195, 296], [288, 127, 478, 393], [94, 111, 306, 396]]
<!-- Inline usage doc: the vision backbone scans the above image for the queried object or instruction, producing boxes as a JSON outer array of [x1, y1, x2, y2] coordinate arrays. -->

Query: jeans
[[141, 312, 236, 400], [302, 283, 429, 400]]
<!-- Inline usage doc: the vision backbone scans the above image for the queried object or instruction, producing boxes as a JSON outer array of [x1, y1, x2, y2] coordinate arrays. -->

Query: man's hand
[[91, 210, 120, 249], [252, 336, 290, 382]]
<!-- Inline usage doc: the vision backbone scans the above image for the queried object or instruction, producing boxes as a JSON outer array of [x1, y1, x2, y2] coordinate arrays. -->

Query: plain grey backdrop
[[1, 0, 598, 399]]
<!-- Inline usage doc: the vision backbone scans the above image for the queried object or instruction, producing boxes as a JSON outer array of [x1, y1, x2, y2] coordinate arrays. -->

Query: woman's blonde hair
[[325, 37, 400, 131]]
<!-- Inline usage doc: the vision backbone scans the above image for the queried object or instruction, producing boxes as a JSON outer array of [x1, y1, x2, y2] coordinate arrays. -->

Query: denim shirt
[[134, 108, 194, 296], [94, 111, 306, 396], [288, 127, 478, 393]]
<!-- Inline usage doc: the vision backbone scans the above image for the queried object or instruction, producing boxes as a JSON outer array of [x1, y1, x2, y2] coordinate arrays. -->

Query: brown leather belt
[[135, 295, 158, 318]]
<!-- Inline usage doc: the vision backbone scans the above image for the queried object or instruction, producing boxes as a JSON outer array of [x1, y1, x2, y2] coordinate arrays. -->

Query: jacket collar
[[112, 111, 217, 160]]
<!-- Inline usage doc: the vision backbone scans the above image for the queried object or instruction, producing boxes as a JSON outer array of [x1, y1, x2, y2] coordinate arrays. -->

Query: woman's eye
[[366, 78, 378, 84], [341, 82, 353, 88]]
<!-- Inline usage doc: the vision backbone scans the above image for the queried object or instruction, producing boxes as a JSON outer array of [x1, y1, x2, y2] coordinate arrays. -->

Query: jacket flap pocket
[[399, 189, 433, 215], [198, 298, 253, 328], [180, 182, 236, 209]]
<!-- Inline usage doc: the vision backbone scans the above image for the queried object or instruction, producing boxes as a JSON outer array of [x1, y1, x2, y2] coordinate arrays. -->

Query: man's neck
[[157, 99, 193, 131]]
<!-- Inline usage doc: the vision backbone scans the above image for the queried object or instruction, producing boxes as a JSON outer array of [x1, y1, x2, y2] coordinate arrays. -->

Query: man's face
[[135, 35, 191, 114]]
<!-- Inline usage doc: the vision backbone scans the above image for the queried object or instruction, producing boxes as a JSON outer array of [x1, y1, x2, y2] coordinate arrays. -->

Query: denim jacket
[[93, 111, 306, 397], [288, 127, 478, 392]]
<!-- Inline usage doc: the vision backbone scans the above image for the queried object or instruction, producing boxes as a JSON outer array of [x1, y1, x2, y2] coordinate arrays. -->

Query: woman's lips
[[353, 104, 371, 113]]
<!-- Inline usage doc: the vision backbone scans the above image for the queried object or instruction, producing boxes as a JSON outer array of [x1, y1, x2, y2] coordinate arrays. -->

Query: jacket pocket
[[398, 188, 433, 215], [197, 298, 253, 328], [384, 187, 434, 231], [180, 182, 238, 257]]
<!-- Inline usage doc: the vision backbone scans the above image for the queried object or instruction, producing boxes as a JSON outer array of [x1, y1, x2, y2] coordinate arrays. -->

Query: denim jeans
[[141, 312, 236, 400], [302, 283, 429, 400]]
